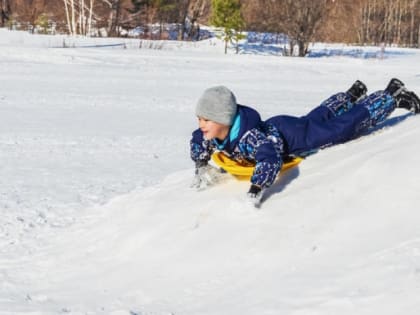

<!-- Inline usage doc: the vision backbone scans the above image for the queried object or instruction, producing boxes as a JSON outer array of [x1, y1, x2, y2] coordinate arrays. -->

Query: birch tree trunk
[[63, 0, 73, 35], [365, 1, 371, 44], [418, 23, 420, 47], [396, 0, 403, 45], [409, 0, 415, 46], [71, 0, 76, 35], [87, 0, 95, 36], [80, 0, 85, 35]]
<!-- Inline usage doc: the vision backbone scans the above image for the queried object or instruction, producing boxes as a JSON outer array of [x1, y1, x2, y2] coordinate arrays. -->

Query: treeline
[[243, 0, 420, 55], [0, 0, 211, 39], [1, 0, 419, 51]]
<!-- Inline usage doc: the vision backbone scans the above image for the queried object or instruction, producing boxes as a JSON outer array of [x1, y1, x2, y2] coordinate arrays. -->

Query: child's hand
[[190, 165, 222, 191], [190, 168, 206, 190], [247, 184, 265, 208]]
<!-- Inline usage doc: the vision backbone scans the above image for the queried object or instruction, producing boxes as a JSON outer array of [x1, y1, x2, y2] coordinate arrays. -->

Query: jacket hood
[[213, 104, 262, 152]]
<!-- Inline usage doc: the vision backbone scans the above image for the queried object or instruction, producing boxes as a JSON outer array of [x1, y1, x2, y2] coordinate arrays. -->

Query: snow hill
[[1, 29, 420, 315]]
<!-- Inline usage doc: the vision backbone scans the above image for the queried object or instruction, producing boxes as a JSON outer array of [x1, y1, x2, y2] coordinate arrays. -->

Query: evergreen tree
[[210, 0, 245, 54], [35, 13, 49, 34]]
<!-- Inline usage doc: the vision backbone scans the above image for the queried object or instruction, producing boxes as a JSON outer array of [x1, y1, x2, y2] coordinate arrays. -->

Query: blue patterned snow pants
[[267, 90, 397, 155]]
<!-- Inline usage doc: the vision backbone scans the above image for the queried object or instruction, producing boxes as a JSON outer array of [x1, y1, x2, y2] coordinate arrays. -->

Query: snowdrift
[[16, 113, 420, 315]]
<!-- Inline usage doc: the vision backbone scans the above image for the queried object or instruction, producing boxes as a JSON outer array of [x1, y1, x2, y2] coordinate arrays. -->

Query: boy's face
[[198, 117, 230, 141]]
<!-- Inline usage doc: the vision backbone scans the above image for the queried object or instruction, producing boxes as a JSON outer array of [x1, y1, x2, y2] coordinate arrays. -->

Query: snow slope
[[1, 29, 420, 314]]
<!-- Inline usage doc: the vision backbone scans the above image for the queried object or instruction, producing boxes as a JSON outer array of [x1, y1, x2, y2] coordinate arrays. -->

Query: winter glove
[[191, 163, 223, 191], [247, 184, 265, 208]]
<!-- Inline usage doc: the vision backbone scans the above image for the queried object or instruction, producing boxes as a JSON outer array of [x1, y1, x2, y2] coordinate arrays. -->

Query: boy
[[190, 79, 420, 205]]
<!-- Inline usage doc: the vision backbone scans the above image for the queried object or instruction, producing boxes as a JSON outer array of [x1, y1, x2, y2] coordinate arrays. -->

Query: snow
[[1, 28, 420, 314]]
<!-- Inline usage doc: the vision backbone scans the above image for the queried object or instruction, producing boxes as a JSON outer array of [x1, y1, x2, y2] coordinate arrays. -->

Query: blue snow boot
[[347, 80, 367, 102]]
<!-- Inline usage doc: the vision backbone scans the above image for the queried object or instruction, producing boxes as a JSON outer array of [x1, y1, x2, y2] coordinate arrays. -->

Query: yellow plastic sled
[[211, 152, 303, 181]]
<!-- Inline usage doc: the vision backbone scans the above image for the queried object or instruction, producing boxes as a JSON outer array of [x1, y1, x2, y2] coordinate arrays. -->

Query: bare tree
[[87, 0, 95, 34], [186, 0, 210, 40], [12, 0, 48, 32], [356, 0, 419, 47], [248, 0, 331, 56], [102, 0, 134, 37], [60, 0, 133, 36], [127, 0, 159, 38], [410, 0, 417, 46], [285, 0, 331, 56], [62, 0, 99, 35], [1, 0, 11, 27]]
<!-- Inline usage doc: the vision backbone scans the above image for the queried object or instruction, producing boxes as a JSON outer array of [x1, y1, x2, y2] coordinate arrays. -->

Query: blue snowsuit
[[191, 90, 396, 188]]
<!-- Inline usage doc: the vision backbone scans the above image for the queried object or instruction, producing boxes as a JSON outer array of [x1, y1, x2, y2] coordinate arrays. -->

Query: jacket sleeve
[[190, 129, 215, 166], [239, 129, 284, 188]]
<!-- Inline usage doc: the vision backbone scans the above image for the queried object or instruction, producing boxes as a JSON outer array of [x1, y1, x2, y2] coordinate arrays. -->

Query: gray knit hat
[[195, 86, 238, 126]]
